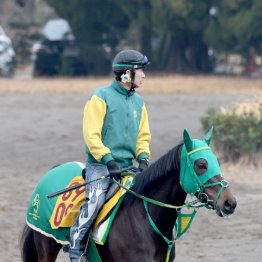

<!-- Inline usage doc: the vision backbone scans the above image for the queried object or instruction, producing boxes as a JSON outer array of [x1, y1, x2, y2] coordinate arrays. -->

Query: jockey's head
[[112, 49, 149, 92]]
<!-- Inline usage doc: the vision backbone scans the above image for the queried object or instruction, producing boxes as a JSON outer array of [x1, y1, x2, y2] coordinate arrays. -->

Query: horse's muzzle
[[216, 198, 237, 217]]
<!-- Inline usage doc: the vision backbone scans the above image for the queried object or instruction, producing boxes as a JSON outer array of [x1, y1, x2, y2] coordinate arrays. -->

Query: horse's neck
[[147, 175, 187, 235]]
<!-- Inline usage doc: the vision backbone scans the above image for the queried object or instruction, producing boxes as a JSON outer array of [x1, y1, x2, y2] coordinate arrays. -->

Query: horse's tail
[[20, 224, 38, 262]]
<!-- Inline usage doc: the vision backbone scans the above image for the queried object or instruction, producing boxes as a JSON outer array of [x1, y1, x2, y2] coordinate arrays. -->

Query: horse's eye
[[194, 159, 208, 175], [198, 163, 207, 169]]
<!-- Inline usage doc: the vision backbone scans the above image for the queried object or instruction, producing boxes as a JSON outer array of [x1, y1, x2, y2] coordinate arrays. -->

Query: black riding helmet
[[112, 50, 149, 93], [112, 49, 150, 72]]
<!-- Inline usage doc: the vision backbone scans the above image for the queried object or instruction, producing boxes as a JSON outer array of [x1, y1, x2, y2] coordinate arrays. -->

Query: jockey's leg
[[69, 163, 109, 261]]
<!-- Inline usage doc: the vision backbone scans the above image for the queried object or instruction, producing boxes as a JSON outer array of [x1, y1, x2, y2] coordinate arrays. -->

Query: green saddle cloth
[[26, 161, 85, 244]]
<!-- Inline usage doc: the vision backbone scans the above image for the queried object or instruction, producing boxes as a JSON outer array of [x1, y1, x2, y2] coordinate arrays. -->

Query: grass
[[0, 74, 262, 94]]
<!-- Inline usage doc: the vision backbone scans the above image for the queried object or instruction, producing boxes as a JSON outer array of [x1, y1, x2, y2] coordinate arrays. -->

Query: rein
[[112, 177, 206, 209]]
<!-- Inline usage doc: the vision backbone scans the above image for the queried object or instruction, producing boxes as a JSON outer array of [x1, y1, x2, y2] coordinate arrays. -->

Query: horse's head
[[180, 127, 237, 217]]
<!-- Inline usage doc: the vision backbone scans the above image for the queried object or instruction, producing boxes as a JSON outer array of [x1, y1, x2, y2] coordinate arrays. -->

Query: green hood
[[180, 127, 221, 194]]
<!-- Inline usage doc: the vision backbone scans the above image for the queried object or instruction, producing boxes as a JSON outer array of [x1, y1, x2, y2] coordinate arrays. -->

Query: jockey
[[69, 49, 151, 262]]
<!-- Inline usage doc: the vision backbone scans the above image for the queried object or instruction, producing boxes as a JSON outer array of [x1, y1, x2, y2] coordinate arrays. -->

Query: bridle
[[180, 145, 230, 209], [197, 178, 229, 209]]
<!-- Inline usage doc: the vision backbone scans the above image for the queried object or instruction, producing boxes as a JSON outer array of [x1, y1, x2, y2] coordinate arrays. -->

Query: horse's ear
[[183, 129, 193, 152], [204, 126, 214, 145]]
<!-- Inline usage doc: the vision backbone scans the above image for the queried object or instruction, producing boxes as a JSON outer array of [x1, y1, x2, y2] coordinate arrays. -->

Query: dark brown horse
[[20, 129, 237, 262]]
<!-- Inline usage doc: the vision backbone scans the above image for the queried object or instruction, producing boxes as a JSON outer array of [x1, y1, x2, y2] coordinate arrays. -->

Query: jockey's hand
[[138, 159, 149, 172], [107, 160, 121, 179]]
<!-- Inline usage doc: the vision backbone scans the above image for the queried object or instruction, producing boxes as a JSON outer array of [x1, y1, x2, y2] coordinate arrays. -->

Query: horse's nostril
[[224, 199, 236, 211]]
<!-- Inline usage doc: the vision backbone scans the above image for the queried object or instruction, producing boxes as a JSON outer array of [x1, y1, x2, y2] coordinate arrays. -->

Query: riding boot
[[70, 234, 89, 262], [69, 163, 109, 262]]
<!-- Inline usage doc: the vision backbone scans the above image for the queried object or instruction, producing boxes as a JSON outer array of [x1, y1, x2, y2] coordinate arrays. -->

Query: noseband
[[198, 179, 229, 209]]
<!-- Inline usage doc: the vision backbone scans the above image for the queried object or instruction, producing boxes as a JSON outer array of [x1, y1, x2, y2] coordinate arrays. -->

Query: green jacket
[[83, 80, 151, 167]]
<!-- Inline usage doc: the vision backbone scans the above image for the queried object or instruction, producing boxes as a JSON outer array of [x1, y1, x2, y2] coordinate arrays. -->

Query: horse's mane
[[124, 143, 183, 205]]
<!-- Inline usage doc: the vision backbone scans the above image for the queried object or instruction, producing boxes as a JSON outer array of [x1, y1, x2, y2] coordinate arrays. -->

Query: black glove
[[107, 160, 121, 179], [138, 159, 149, 172]]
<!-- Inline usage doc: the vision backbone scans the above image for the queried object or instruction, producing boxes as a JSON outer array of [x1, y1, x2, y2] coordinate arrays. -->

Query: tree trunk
[[157, 32, 212, 73], [188, 34, 212, 73]]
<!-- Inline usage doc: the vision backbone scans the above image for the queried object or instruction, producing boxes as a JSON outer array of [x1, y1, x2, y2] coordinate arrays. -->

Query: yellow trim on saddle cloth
[[94, 176, 133, 229], [92, 176, 134, 245]]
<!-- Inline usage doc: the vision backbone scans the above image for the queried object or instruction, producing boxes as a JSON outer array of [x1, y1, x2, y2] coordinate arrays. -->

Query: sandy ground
[[1, 75, 262, 262]]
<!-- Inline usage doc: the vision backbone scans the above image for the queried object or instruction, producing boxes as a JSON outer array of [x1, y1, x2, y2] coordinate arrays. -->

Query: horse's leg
[[33, 231, 62, 262]]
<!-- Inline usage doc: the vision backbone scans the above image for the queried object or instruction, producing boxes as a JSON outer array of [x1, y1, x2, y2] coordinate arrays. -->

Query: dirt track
[[1, 76, 262, 262]]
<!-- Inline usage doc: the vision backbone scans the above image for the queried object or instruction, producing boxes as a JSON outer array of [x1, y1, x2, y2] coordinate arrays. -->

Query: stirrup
[[63, 244, 70, 253]]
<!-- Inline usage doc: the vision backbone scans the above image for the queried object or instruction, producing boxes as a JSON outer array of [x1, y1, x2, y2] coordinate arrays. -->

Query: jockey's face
[[134, 69, 145, 88]]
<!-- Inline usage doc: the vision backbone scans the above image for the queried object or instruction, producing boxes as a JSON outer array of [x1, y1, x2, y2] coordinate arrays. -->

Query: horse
[[20, 128, 237, 262]]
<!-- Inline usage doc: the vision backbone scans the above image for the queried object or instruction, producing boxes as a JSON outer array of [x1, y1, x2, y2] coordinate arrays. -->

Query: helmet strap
[[128, 69, 136, 94]]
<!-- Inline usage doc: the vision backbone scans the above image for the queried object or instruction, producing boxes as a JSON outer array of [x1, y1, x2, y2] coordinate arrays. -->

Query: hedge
[[201, 101, 262, 164]]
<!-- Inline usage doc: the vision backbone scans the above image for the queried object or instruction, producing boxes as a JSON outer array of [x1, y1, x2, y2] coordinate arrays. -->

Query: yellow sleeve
[[136, 104, 151, 161], [83, 95, 111, 162]]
